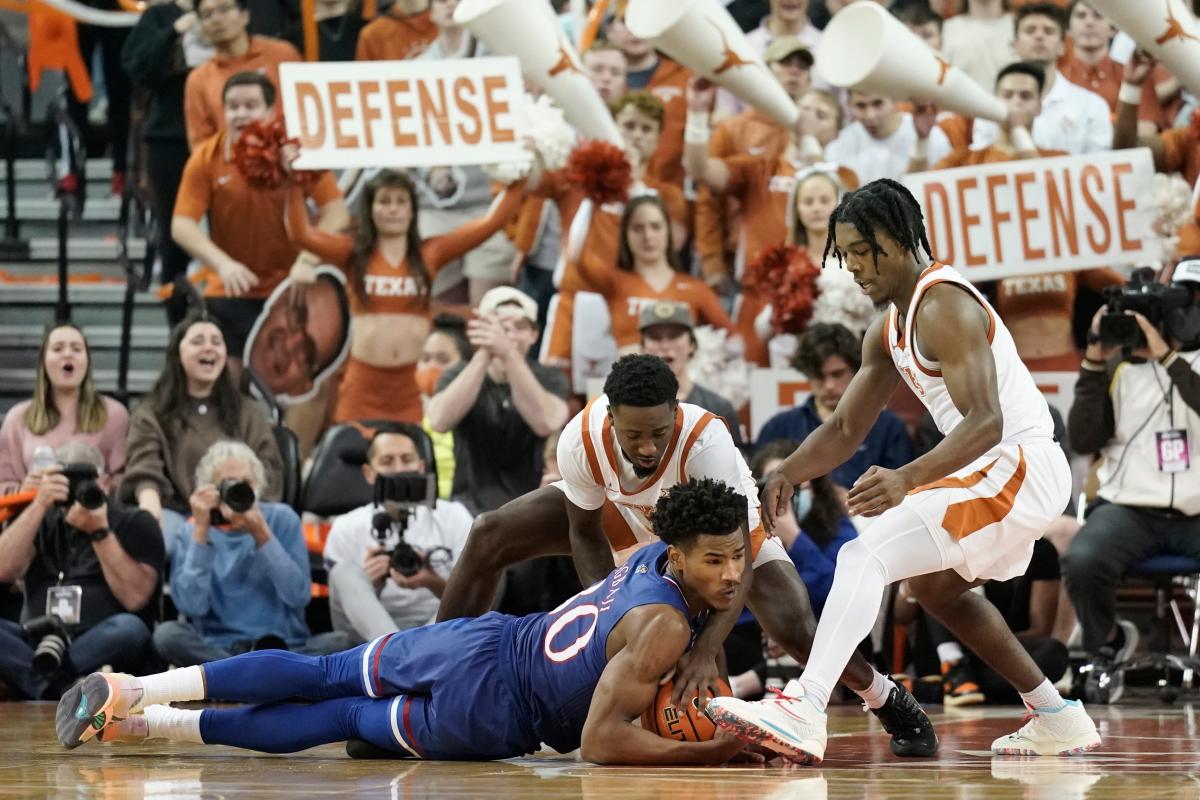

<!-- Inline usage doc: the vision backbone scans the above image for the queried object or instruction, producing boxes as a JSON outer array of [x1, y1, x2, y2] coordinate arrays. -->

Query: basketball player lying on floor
[[707, 178, 1101, 763], [437, 353, 938, 757], [57, 479, 768, 765]]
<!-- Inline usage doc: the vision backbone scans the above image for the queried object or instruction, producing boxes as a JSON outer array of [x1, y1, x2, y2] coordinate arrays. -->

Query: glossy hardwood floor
[[5, 701, 1200, 799]]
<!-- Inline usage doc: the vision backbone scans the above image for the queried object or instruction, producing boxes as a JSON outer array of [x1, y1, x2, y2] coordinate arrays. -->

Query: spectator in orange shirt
[[283, 169, 524, 424], [1061, 0, 1179, 134], [583, 39, 628, 106], [572, 195, 734, 355], [355, 0, 436, 61], [172, 72, 349, 369], [183, 0, 301, 148], [605, 12, 690, 189], [1114, 50, 1200, 187], [695, 37, 816, 295]]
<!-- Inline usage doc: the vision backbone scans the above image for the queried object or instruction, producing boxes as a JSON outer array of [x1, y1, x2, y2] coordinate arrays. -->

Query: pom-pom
[[1153, 171, 1193, 238], [483, 94, 576, 183], [811, 264, 879, 341], [691, 325, 751, 411], [743, 244, 821, 335], [233, 118, 320, 192], [566, 139, 632, 204]]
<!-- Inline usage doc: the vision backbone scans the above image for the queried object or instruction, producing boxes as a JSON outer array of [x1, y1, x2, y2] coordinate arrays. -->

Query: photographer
[[1065, 262, 1200, 704], [323, 428, 472, 643], [0, 443, 161, 699], [153, 441, 348, 666]]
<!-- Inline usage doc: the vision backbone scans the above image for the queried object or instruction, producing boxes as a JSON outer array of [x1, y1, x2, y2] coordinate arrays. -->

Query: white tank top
[[883, 262, 1055, 445]]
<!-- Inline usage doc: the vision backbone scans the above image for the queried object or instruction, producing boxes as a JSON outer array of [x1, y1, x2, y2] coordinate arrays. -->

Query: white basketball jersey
[[562, 395, 761, 548], [883, 262, 1055, 445]]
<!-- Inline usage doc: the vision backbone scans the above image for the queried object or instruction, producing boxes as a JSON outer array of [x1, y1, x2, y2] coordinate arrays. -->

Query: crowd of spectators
[[1, 0, 1199, 709]]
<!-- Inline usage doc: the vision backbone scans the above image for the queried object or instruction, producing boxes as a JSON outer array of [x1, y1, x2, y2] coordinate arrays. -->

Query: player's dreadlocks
[[822, 178, 933, 268]]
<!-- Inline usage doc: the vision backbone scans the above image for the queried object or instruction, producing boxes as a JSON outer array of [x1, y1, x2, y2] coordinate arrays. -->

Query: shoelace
[[766, 687, 799, 703]]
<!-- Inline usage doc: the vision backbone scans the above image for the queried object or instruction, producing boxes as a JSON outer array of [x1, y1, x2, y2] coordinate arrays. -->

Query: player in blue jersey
[[56, 479, 765, 765]]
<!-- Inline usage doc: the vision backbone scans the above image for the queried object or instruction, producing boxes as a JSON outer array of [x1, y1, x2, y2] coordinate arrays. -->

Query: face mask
[[414, 363, 443, 397], [791, 486, 813, 524]]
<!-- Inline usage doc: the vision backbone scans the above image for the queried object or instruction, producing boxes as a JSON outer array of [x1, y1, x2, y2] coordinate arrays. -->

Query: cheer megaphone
[[454, 0, 622, 145], [814, 1, 1007, 122], [1088, 0, 1200, 96], [624, 0, 799, 127]]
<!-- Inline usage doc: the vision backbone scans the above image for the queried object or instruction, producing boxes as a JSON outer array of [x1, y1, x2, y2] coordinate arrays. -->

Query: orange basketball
[[640, 679, 733, 742]]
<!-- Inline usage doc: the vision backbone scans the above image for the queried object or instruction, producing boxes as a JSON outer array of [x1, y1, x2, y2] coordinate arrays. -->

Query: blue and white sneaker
[[706, 681, 826, 765], [991, 700, 1101, 756]]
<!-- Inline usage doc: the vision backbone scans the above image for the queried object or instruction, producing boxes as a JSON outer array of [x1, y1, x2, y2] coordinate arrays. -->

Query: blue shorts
[[346, 613, 538, 760]]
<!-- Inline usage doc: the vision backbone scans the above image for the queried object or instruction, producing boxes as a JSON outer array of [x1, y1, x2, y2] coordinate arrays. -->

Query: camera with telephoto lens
[[22, 614, 70, 675], [58, 463, 106, 510], [1100, 267, 1193, 348], [372, 472, 436, 577], [210, 479, 255, 526]]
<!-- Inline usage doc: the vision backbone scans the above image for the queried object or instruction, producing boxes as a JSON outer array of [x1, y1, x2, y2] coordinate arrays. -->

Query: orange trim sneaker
[[942, 660, 985, 707], [706, 684, 827, 765], [56, 673, 144, 749]]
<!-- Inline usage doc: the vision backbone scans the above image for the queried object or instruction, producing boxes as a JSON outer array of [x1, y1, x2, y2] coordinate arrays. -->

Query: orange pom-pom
[[566, 140, 632, 204], [743, 244, 821, 335], [232, 118, 320, 192]]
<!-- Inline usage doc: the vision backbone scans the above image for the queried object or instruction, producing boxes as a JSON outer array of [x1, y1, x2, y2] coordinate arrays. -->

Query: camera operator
[[0, 442, 161, 699], [153, 441, 348, 666], [1065, 261, 1200, 704], [323, 427, 472, 643]]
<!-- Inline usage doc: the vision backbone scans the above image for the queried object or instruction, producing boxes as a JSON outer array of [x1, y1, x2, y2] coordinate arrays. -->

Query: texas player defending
[[708, 179, 1101, 763], [439, 354, 938, 757]]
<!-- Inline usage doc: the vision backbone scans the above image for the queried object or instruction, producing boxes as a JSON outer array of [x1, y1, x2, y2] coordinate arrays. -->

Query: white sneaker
[[990, 700, 1101, 756], [706, 683, 827, 764]]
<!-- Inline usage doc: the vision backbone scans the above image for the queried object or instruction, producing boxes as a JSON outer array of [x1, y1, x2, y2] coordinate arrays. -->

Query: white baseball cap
[[477, 286, 538, 324], [1173, 258, 1200, 286]]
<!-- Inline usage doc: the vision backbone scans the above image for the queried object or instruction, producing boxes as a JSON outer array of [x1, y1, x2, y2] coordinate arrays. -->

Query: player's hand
[[759, 470, 795, 534], [706, 727, 766, 764], [846, 466, 912, 517], [217, 258, 259, 297], [686, 77, 717, 114], [670, 648, 722, 707], [364, 547, 391, 585], [1128, 310, 1171, 360]]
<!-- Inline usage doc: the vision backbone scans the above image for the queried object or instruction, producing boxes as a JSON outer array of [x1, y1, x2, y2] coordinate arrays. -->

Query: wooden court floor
[[3, 702, 1200, 799]]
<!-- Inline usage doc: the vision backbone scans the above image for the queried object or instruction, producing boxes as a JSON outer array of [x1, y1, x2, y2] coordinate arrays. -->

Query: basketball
[[640, 679, 733, 742]]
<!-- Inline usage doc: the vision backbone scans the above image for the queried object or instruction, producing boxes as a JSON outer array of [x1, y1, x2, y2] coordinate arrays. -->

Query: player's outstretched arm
[[580, 606, 757, 766], [762, 315, 899, 527], [895, 284, 1003, 489], [565, 500, 616, 586]]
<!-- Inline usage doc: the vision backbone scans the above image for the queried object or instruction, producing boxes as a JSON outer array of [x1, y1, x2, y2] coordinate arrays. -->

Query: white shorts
[[896, 442, 1071, 582]]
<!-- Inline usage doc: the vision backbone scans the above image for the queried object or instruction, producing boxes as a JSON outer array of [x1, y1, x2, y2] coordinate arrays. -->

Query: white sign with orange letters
[[279, 58, 528, 169], [902, 149, 1160, 280]]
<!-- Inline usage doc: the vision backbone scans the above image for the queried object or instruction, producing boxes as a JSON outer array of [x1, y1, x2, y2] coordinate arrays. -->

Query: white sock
[[144, 704, 205, 743], [853, 670, 896, 710], [1019, 678, 1067, 711], [937, 642, 965, 665], [795, 678, 832, 712], [133, 666, 206, 712]]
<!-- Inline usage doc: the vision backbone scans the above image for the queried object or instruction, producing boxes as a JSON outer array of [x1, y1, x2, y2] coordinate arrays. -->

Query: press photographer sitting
[[154, 441, 347, 666], [0, 442, 162, 699], [1065, 262, 1200, 704], [322, 427, 472, 643]]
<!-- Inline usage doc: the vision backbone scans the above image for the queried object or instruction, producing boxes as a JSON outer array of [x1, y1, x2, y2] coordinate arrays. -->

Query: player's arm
[[556, 425, 616, 585], [848, 284, 1003, 517], [763, 314, 899, 526], [579, 606, 752, 766]]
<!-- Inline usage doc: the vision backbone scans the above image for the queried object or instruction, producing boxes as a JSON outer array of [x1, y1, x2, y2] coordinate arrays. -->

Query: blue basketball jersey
[[506, 541, 709, 752]]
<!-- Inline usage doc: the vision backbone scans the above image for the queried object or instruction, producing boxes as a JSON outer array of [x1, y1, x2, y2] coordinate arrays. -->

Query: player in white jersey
[[709, 178, 1100, 763], [439, 354, 939, 757]]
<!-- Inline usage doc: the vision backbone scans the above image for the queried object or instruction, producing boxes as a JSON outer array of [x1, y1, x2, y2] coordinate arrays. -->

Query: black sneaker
[[1083, 650, 1123, 705], [870, 682, 940, 757], [345, 738, 410, 759]]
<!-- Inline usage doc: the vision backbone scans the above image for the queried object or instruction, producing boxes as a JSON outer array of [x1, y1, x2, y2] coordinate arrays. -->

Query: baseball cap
[[1173, 257, 1200, 286], [478, 286, 538, 325], [638, 301, 695, 333], [764, 36, 815, 67]]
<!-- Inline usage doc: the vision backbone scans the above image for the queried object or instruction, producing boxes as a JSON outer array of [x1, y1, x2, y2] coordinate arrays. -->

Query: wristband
[[1118, 82, 1143, 106], [1160, 350, 1179, 368], [89, 526, 111, 542], [1010, 126, 1036, 153], [1081, 358, 1106, 372], [684, 112, 711, 146]]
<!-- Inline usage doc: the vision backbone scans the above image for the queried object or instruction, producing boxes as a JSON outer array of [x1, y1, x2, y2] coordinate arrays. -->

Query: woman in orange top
[[575, 195, 734, 353], [286, 170, 522, 423]]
